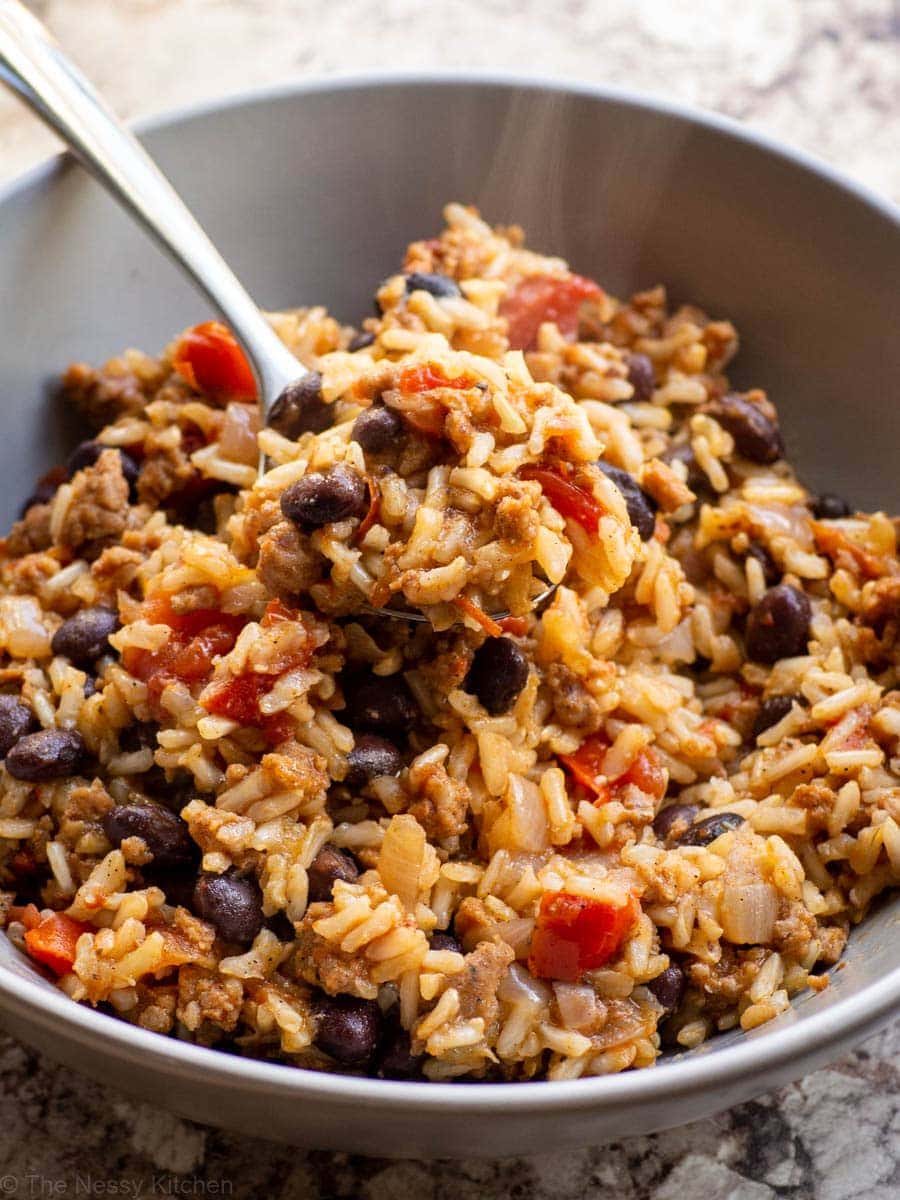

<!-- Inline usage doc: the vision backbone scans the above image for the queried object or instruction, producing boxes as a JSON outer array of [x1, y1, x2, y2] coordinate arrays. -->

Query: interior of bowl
[[0, 77, 897, 1092]]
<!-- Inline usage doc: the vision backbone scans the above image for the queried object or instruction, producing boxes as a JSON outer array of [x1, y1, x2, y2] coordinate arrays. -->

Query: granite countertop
[[0, 2, 898, 1197]]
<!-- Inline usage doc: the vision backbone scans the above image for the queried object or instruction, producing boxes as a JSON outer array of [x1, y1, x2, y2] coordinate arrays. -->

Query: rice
[[0, 202, 897, 1082]]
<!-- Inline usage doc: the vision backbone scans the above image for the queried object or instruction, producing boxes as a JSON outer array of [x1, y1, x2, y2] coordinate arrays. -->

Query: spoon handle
[[0, 0, 301, 406]]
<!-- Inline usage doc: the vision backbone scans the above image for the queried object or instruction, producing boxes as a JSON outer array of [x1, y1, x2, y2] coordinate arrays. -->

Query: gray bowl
[[0, 76, 897, 1157]]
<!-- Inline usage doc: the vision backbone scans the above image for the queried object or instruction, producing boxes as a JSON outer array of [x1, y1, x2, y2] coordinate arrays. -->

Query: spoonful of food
[[0, 0, 558, 626]]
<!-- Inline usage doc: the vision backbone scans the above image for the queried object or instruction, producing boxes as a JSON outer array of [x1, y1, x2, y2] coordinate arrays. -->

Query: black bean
[[465, 637, 529, 716], [280, 465, 368, 530], [647, 963, 686, 1016], [812, 493, 851, 520], [0, 695, 37, 759], [429, 931, 463, 955], [378, 1027, 424, 1080], [192, 872, 264, 944], [266, 910, 297, 942], [752, 694, 801, 741], [405, 272, 461, 299], [82, 677, 98, 698], [307, 844, 360, 904], [345, 734, 403, 789], [746, 541, 781, 586], [145, 767, 196, 813], [597, 462, 657, 541], [66, 440, 139, 493], [313, 994, 383, 1067], [190, 494, 220, 536], [348, 330, 376, 352], [677, 811, 745, 846], [144, 867, 197, 911], [652, 803, 699, 844], [101, 803, 195, 867], [352, 405, 404, 455], [19, 477, 59, 517], [660, 442, 710, 496], [746, 584, 812, 664], [626, 352, 656, 403], [51, 606, 119, 666], [267, 372, 332, 439], [6, 728, 85, 782], [710, 393, 784, 464], [342, 673, 418, 734], [118, 721, 159, 754]]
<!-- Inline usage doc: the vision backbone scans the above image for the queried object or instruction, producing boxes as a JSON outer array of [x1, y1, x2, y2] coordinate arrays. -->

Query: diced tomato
[[501, 274, 603, 352], [621, 748, 667, 802], [204, 672, 270, 725], [398, 364, 472, 394], [8, 903, 41, 930], [528, 891, 638, 981], [172, 321, 257, 402], [261, 712, 296, 746], [24, 912, 91, 976], [560, 733, 667, 804], [203, 669, 300, 744], [261, 598, 298, 628], [140, 597, 241, 638], [811, 522, 885, 580], [559, 732, 610, 799], [497, 615, 529, 637], [391, 365, 473, 437], [122, 604, 245, 711], [519, 463, 604, 536]]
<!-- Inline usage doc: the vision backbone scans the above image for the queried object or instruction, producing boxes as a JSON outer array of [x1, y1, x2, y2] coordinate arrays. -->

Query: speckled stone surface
[[0, 2, 898, 1197]]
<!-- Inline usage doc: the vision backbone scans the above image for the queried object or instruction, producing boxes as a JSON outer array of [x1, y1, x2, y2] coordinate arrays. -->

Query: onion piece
[[0, 596, 51, 658], [503, 773, 550, 853], [553, 982, 602, 1033], [496, 917, 535, 957], [497, 961, 551, 1011], [377, 814, 425, 910], [720, 880, 778, 944], [219, 401, 260, 464]]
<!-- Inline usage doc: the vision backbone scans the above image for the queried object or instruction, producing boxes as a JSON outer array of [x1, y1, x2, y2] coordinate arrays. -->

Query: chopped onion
[[377, 814, 425, 910], [506, 773, 549, 853], [497, 961, 551, 1011], [553, 982, 602, 1033], [219, 402, 260, 465], [0, 596, 51, 658], [496, 917, 534, 957], [721, 880, 778, 944]]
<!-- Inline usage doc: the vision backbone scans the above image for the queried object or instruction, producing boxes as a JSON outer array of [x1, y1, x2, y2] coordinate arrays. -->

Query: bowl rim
[[0, 70, 897, 1114]]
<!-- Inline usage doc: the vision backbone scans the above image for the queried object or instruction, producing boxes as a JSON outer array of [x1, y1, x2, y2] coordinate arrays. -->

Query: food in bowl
[[0, 203, 897, 1082]]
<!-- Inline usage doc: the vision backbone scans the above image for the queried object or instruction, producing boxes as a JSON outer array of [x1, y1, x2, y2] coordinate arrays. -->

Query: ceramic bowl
[[0, 77, 897, 1157]]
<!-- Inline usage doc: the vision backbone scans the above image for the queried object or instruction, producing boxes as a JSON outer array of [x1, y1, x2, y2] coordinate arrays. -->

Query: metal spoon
[[0, 0, 557, 625], [0, 0, 302, 415]]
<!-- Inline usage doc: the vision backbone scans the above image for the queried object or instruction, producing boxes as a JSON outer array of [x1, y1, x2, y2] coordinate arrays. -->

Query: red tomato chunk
[[398, 364, 472, 393], [501, 274, 602, 352], [203, 671, 298, 745], [173, 321, 257, 402], [559, 731, 610, 797], [528, 891, 639, 982], [560, 732, 667, 804], [24, 912, 91, 976], [519, 464, 604, 537], [122, 600, 245, 711]]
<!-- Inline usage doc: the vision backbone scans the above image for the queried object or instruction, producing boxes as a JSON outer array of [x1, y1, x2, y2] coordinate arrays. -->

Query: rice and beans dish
[[1, 205, 898, 1082]]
